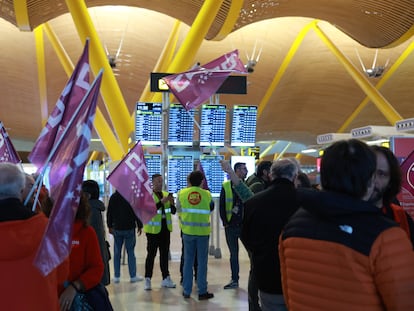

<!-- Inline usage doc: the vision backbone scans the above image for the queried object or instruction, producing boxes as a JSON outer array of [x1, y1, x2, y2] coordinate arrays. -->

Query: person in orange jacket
[[280, 139, 414, 311], [0, 162, 68, 311], [370, 145, 414, 245]]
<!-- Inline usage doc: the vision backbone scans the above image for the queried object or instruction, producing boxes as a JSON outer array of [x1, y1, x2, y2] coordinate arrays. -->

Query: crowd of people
[[1, 138, 414, 310]]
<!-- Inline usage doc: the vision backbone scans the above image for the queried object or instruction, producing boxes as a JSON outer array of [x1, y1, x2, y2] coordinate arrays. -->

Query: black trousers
[[144, 226, 171, 279]]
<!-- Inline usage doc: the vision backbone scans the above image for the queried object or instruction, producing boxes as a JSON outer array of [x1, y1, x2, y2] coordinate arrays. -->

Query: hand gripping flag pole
[[33, 69, 103, 276]]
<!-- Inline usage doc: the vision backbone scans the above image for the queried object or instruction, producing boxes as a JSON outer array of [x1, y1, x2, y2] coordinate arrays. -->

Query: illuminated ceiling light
[[301, 148, 318, 154]]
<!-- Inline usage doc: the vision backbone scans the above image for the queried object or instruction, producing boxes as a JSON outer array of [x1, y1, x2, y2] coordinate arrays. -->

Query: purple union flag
[[107, 142, 157, 224]]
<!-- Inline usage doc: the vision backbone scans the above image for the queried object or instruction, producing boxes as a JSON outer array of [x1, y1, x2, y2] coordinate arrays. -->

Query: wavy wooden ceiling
[[0, 1, 414, 161]]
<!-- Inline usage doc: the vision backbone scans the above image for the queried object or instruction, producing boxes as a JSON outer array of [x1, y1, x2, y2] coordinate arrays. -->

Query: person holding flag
[[106, 141, 157, 283], [143, 174, 177, 290], [107, 190, 144, 284]]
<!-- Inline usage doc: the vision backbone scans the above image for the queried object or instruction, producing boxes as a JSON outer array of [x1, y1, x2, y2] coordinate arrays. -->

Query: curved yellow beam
[[212, 0, 244, 41], [34, 25, 48, 126], [168, 0, 224, 72], [313, 23, 402, 125], [257, 20, 317, 118], [65, 0, 131, 153], [151, 0, 224, 104], [13, 0, 31, 31], [43, 22, 124, 160], [338, 40, 414, 133]]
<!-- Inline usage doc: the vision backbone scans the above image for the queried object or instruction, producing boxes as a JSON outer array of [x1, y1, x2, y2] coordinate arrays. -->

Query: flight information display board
[[231, 105, 258, 147], [168, 103, 194, 146], [135, 102, 162, 145], [199, 104, 226, 147], [144, 154, 161, 179], [199, 155, 225, 196], [167, 155, 193, 193]]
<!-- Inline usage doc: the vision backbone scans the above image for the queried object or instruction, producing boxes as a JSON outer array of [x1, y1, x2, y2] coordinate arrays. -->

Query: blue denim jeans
[[182, 234, 209, 295], [225, 225, 241, 282], [113, 229, 137, 278]]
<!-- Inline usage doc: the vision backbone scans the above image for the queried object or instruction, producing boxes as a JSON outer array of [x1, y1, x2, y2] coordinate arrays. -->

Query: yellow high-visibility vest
[[144, 191, 173, 234], [179, 186, 212, 236]]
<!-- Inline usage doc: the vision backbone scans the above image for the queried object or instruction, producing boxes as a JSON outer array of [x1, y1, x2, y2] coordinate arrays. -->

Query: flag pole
[[25, 69, 104, 207]]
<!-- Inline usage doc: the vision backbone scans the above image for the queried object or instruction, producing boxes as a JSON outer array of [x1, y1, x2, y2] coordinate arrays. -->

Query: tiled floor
[[106, 210, 250, 310]]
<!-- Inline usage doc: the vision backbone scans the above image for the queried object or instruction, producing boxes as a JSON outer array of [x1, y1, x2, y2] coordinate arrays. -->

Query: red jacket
[[67, 221, 104, 290], [0, 213, 68, 311]]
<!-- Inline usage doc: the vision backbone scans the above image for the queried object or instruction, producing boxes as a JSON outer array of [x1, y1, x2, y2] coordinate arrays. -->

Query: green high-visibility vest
[[179, 186, 212, 236], [222, 180, 234, 222], [144, 191, 173, 234]]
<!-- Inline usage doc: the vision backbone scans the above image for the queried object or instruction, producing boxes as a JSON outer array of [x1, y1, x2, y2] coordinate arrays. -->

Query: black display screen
[[199, 155, 225, 196], [199, 104, 226, 147], [144, 154, 162, 179], [168, 103, 194, 146], [167, 155, 193, 193], [135, 102, 162, 145], [231, 105, 257, 147]]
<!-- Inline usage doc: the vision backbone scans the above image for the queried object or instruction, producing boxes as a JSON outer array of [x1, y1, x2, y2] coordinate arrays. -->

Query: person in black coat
[[241, 159, 300, 311], [82, 180, 111, 286], [107, 190, 143, 283]]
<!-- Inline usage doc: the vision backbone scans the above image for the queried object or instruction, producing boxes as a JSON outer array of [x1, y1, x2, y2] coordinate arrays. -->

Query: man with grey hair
[[241, 158, 299, 311], [0, 162, 68, 310]]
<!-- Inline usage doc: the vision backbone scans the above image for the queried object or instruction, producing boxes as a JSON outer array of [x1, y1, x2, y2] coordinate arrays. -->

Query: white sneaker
[[161, 276, 176, 288], [130, 275, 144, 283], [144, 277, 152, 290], [113, 277, 120, 284]]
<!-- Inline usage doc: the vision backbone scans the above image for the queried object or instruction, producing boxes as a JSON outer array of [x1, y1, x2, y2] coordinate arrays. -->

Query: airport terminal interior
[[2, 0, 414, 310]]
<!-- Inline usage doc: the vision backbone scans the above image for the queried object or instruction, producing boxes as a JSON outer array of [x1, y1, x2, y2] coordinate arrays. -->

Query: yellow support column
[[337, 40, 414, 133], [151, 0, 224, 103], [259, 140, 277, 159], [13, 0, 31, 31], [275, 142, 292, 161], [34, 25, 48, 126], [88, 150, 99, 165], [65, 0, 131, 152], [313, 23, 402, 125], [43, 22, 124, 160], [257, 21, 316, 118]]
